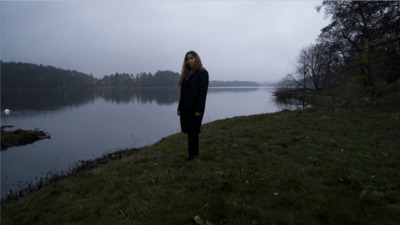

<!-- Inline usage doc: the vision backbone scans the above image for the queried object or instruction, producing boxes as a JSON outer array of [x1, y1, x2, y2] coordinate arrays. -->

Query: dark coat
[[178, 69, 209, 134]]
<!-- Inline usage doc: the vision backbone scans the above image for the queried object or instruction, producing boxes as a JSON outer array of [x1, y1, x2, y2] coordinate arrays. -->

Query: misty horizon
[[1, 1, 328, 83]]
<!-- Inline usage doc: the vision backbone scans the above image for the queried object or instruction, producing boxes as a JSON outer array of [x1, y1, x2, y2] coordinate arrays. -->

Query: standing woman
[[177, 51, 209, 161]]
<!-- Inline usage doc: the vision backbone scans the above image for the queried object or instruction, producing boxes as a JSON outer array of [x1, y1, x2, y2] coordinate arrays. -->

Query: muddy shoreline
[[2, 147, 143, 203], [1, 124, 144, 203]]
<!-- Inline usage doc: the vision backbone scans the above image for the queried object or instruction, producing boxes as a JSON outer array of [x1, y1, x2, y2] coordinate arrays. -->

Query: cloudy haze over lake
[[1, 1, 329, 82]]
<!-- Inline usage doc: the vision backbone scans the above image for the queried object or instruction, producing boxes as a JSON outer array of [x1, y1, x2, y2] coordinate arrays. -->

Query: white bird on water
[[4, 109, 10, 115]]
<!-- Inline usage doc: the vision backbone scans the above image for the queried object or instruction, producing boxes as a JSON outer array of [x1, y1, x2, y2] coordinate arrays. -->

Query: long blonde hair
[[178, 51, 206, 88]]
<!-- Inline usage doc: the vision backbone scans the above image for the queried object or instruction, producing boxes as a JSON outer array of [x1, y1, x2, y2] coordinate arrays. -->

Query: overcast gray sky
[[1, 0, 329, 82]]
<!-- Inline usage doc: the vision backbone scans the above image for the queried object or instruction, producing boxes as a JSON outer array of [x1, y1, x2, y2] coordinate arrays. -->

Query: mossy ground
[[1, 104, 399, 225]]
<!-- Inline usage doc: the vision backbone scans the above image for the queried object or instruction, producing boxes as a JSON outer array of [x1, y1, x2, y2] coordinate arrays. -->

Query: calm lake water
[[1, 87, 285, 198]]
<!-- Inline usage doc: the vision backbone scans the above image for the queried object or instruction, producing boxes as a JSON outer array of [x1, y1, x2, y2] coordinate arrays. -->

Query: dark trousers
[[188, 133, 199, 158]]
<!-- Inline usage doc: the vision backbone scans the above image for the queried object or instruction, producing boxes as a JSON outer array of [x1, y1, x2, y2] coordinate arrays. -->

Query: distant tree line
[[275, 1, 400, 103], [1, 62, 181, 89], [1, 61, 260, 89], [98, 71, 180, 88], [97, 73, 259, 88], [1, 61, 95, 89]]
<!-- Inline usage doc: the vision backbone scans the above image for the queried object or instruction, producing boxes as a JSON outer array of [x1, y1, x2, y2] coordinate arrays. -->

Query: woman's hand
[[195, 112, 202, 116]]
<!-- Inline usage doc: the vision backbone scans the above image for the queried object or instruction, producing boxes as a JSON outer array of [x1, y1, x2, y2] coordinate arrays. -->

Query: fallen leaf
[[194, 215, 205, 225]]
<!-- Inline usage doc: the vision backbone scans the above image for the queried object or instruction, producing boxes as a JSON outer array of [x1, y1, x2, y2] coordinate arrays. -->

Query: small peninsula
[[1, 126, 50, 150]]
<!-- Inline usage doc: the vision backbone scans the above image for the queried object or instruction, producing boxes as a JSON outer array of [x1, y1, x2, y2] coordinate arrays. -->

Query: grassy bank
[[1, 106, 399, 225]]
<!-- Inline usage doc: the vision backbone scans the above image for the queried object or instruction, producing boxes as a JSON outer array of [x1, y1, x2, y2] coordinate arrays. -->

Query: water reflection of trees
[[98, 88, 180, 105], [1, 88, 182, 115], [1, 89, 96, 112], [1, 87, 273, 116], [208, 87, 261, 94]]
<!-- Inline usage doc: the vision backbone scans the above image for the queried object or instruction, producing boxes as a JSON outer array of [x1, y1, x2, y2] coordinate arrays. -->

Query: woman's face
[[186, 54, 195, 68]]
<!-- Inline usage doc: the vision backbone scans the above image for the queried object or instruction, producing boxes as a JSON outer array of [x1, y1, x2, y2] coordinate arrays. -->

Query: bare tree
[[291, 41, 340, 91]]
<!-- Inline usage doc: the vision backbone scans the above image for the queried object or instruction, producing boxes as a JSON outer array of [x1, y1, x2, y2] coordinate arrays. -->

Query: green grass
[[1, 106, 399, 225]]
